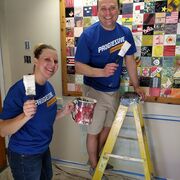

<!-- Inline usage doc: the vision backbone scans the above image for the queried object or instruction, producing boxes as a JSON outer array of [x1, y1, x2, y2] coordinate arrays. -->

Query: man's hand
[[134, 87, 146, 101], [103, 63, 119, 77]]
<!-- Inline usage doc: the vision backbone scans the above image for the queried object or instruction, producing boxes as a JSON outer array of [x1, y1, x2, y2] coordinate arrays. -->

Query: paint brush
[[118, 41, 131, 57], [23, 74, 36, 99]]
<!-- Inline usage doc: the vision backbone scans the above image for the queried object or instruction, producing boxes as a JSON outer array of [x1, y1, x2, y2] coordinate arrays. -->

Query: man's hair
[[97, 0, 120, 9], [33, 43, 56, 59]]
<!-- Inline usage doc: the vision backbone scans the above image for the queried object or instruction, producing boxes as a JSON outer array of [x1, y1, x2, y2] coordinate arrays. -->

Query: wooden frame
[[60, 0, 82, 96], [59, 0, 180, 105], [0, 95, 7, 170]]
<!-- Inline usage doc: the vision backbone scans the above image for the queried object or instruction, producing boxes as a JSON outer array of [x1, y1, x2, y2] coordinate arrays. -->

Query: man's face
[[97, 0, 119, 30]]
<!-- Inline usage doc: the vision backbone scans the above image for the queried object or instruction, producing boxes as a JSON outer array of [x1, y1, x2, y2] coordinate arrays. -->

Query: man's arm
[[75, 61, 119, 77]]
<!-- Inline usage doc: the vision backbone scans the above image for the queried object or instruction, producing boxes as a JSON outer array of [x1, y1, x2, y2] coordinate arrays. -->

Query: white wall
[[1, 0, 62, 96], [0, 1, 180, 180]]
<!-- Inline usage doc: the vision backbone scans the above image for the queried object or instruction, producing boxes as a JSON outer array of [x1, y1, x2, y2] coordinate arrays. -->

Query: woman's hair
[[33, 43, 56, 59]]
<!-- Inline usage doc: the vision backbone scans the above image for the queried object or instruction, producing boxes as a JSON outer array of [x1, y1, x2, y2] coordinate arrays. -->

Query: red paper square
[[163, 46, 176, 56]]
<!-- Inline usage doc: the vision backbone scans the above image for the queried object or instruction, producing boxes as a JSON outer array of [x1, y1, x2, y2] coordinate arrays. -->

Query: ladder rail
[[92, 92, 154, 180], [92, 104, 128, 180], [133, 104, 154, 175]]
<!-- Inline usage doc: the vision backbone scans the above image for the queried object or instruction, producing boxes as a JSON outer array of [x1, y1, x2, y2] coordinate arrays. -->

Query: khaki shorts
[[83, 85, 120, 135]]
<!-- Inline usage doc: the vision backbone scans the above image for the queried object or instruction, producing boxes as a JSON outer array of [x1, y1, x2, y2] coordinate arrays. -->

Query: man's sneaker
[[105, 163, 113, 170], [89, 167, 109, 180], [87, 160, 113, 170]]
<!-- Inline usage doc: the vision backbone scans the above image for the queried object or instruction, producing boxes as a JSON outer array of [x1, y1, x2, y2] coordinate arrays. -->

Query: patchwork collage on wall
[[64, 0, 180, 98]]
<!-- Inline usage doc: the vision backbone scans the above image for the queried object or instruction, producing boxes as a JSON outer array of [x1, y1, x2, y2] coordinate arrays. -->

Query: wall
[[0, 0, 62, 95], [0, 1, 180, 180]]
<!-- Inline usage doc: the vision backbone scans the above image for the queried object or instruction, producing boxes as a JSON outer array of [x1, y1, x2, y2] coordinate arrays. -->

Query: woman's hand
[[56, 102, 74, 119], [23, 100, 37, 120]]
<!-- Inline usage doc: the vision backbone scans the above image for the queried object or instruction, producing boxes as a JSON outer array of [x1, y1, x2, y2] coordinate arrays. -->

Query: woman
[[0, 43, 74, 180]]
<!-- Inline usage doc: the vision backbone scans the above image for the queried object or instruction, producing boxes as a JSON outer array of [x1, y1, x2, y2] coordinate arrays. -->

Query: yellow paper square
[[152, 46, 164, 57]]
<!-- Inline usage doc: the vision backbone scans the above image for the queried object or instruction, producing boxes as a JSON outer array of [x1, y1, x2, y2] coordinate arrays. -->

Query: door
[[0, 94, 7, 170]]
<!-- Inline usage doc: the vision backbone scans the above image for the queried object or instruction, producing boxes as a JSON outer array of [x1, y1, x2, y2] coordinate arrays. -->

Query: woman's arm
[[0, 100, 37, 137]]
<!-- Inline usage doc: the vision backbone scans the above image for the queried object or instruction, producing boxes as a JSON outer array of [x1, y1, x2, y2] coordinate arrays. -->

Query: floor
[[0, 163, 138, 180]]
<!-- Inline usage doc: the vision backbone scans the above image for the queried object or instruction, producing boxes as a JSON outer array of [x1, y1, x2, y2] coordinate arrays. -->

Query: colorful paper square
[[143, 13, 155, 25], [142, 35, 153, 46], [133, 14, 144, 25], [143, 25, 154, 35], [122, 3, 133, 14], [144, 2, 155, 13], [155, 13, 166, 24], [122, 14, 133, 24], [164, 24, 177, 34], [133, 2, 144, 14], [74, 17, 83, 27], [152, 45, 164, 57], [74, 0, 83, 7], [164, 35, 176, 46], [151, 57, 163, 66], [165, 12, 179, 24], [74, 27, 83, 37], [175, 46, 180, 55], [177, 23, 180, 34], [153, 35, 164, 45], [92, 6, 97, 16], [66, 47, 75, 56], [66, 28, 74, 37], [66, 18, 74, 28], [155, 1, 167, 12], [83, 17, 92, 27], [142, 67, 151, 77], [139, 76, 151, 87], [141, 46, 152, 57], [83, 6, 92, 16], [163, 57, 175, 68], [122, 0, 133, 3], [150, 67, 162, 78], [132, 25, 143, 34], [154, 24, 165, 35], [141, 57, 152, 67], [134, 46, 142, 57], [67, 65, 75, 74], [163, 46, 176, 56], [66, 37, 74, 47], [167, 0, 180, 12], [67, 57, 75, 65], [74, 7, 83, 17], [83, 0, 95, 6], [134, 35, 142, 46], [65, 0, 74, 7], [65, 8, 74, 17]]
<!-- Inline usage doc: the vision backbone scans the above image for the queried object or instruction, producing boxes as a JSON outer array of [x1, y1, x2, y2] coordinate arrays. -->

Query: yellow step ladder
[[92, 92, 154, 180]]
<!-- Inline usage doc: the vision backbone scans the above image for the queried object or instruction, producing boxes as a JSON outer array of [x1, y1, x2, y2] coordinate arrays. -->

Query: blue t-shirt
[[0, 79, 57, 154], [75, 22, 136, 92]]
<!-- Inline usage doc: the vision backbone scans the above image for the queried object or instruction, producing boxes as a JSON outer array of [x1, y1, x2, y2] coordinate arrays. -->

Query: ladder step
[[106, 153, 144, 163], [118, 135, 138, 141]]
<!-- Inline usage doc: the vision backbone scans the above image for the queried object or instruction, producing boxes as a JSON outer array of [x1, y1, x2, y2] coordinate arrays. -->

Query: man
[[75, 0, 145, 178]]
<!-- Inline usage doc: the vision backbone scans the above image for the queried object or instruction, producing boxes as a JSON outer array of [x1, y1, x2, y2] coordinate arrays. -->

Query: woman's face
[[97, 0, 119, 30], [34, 48, 58, 83]]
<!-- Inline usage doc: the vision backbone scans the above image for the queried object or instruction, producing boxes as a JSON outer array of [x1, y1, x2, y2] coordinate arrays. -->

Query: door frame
[[0, 48, 7, 170]]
